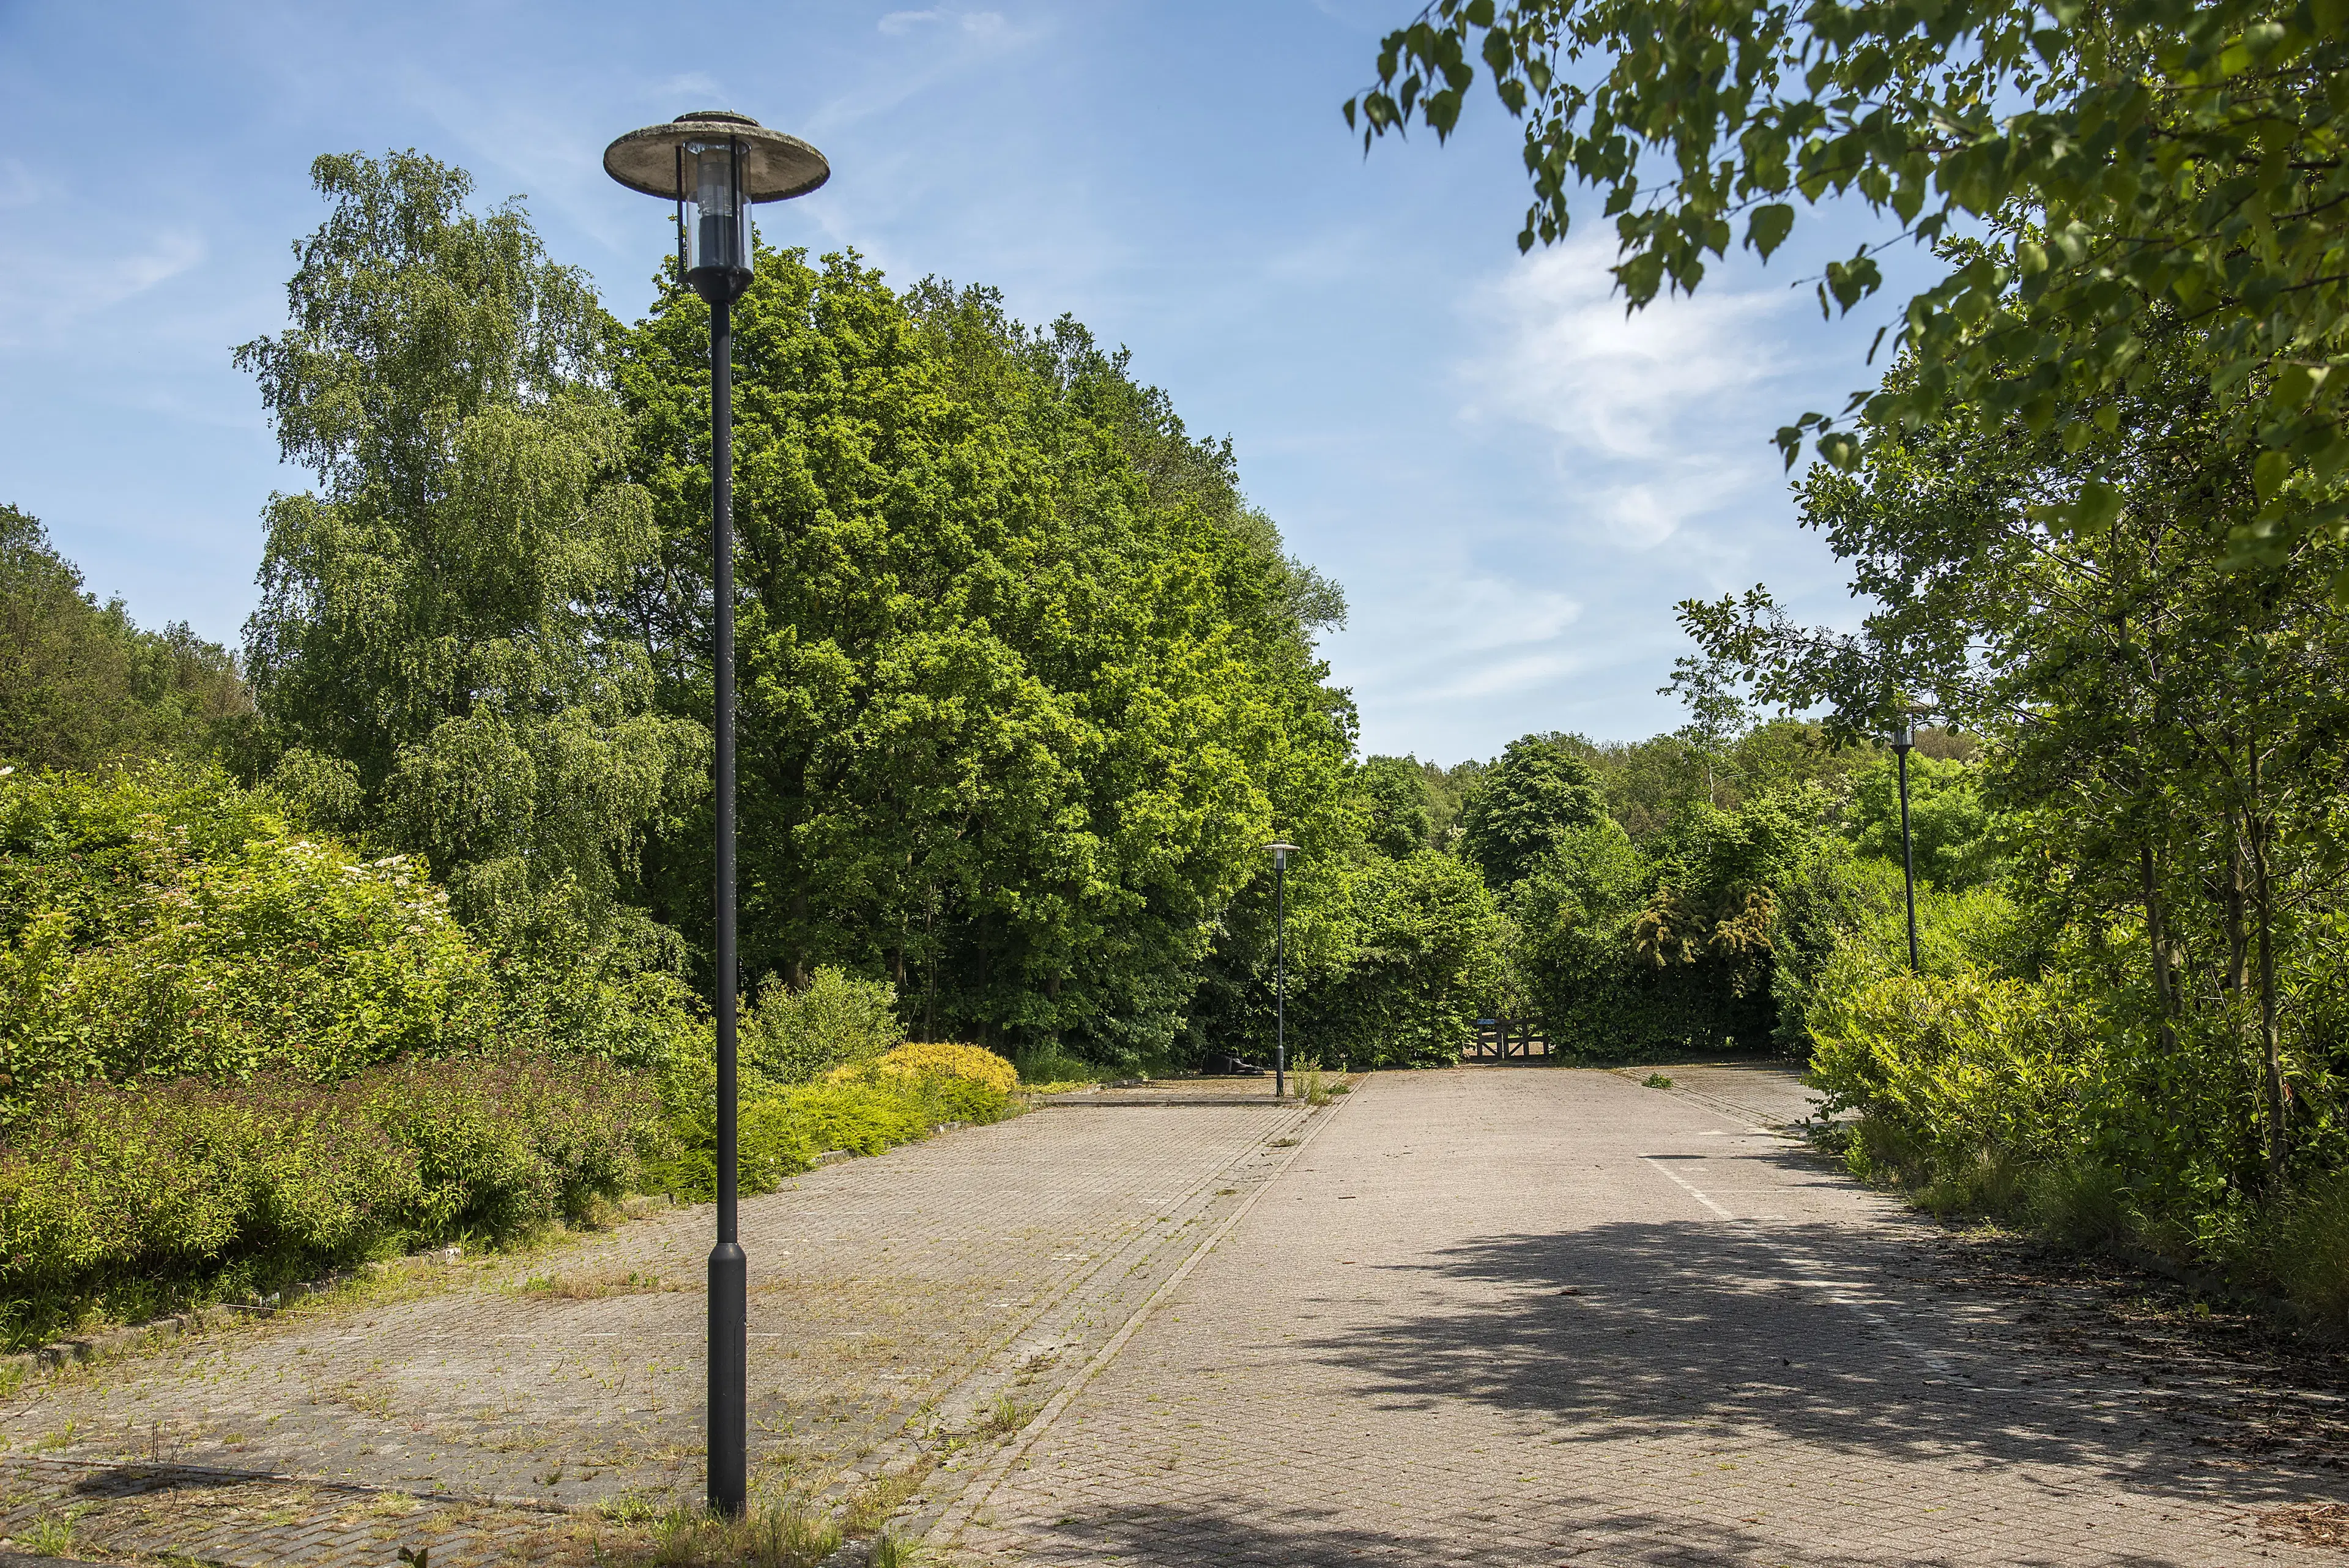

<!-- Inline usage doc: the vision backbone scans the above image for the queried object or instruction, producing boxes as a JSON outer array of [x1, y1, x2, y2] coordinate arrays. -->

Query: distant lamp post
[[1890, 716, 1921, 973], [1265, 842, 1299, 1098], [602, 110, 828, 1521]]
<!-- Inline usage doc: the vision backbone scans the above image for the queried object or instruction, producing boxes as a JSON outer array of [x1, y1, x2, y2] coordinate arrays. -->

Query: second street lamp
[[1891, 715, 1921, 973], [1265, 842, 1299, 1098], [602, 110, 828, 1520]]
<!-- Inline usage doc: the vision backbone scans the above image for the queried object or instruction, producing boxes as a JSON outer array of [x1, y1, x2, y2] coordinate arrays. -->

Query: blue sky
[[0, 1, 1928, 761]]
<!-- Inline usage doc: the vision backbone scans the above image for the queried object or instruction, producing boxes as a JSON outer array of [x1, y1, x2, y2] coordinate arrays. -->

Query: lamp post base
[[708, 1241, 747, 1515]]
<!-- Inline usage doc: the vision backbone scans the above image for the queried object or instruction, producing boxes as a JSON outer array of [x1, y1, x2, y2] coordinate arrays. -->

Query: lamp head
[[1891, 716, 1915, 752], [1264, 841, 1300, 869], [603, 111, 829, 305]]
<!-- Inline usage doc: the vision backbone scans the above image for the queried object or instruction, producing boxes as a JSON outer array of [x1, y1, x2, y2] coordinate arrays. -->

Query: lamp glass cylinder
[[683, 140, 749, 284]]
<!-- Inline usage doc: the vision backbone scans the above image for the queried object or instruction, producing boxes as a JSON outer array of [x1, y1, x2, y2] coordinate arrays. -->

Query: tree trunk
[[2222, 807, 2250, 1001], [2140, 841, 2180, 1053], [2246, 742, 2288, 1191]]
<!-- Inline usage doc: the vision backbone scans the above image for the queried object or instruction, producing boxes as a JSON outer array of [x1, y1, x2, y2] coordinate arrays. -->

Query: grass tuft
[[977, 1392, 1037, 1440]]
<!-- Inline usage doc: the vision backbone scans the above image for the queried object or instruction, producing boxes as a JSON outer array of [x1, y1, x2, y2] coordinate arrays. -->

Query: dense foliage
[[236, 152, 705, 1060], [207, 152, 1367, 1076], [0, 766, 505, 1120], [0, 1053, 662, 1349], [1346, 0, 2349, 1323], [617, 260, 1356, 1066], [0, 506, 246, 772]]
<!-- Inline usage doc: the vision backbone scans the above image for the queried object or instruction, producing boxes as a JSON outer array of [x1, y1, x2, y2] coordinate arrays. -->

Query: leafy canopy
[[1349, 0, 2349, 560], [237, 151, 702, 1010]]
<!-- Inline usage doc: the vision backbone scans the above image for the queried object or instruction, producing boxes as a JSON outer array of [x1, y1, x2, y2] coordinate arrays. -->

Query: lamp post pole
[[705, 281, 746, 1515], [603, 112, 828, 1519], [1266, 842, 1298, 1098], [1892, 717, 1920, 973]]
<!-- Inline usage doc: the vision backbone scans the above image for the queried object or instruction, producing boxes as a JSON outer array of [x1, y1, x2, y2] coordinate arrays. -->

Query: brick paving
[[0, 1099, 1312, 1566], [949, 1066, 2349, 1567], [10, 1066, 2349, 1567]]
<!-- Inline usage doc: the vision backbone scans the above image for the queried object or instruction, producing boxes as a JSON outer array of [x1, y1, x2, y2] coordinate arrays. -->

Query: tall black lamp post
[[1891, 716, 1920, 973], [1265, 842, 1299, 1098], [603, 110, 828, 1520]]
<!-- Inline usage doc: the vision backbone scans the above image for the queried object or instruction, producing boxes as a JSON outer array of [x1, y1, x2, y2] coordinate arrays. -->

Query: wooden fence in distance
[[1462, 1017, 1549, 1061]]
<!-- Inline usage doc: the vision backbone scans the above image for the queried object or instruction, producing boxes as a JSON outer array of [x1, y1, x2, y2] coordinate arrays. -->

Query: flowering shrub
[[0, 766, 502, 1119], [0, 1053, 662, 1348]]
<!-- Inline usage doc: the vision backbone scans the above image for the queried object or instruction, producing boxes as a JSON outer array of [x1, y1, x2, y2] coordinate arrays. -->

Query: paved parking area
[[0, 1097, 1313, 1566], [9, 1065, 2348, 1567], [947, 1067, 2349, 1567]]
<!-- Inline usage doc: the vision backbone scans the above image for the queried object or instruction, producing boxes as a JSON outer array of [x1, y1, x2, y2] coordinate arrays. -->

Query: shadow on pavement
[[1010, 1491, 1989, 1568], [1276, 1216, 2331, 1514]]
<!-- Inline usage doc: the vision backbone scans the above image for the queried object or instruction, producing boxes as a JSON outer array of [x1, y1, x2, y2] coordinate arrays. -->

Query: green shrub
[[2028, 1156, 2137, 1251], [0, 1054, 661, 1348], [1808, 954, 2101, 1192], [1012, 1045, 1096, 1085], [648, 1033, 1018, 1203], [0, 765, 505, 1116], [743, 967, 903, 1087], [2269, 1166, 2349, 1329]]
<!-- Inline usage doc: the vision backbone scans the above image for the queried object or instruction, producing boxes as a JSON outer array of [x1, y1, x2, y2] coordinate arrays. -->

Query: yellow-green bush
[[651, 1032, 1019, 1202], [1808, 950, 2102, 1197], [852, 1041, 1019, 1096]]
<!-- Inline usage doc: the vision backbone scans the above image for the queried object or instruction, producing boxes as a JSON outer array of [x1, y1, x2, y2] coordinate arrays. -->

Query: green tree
[[0, 505, 247, 770], [1458, 732, 1608, 887], [1687, 330, 2349, 1198], [1358, 754, 1438, 857], [1349, 0, 2349, 555], [236, 152, 703, 1050], [1846, 753, 1998, 890], [619, 255, 1356, 1067], [1294, 850, 1512, 1067]]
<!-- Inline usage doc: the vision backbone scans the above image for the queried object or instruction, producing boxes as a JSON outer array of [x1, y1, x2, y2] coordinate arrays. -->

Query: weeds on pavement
[[978, 1392, 1037, 1439], [642, 1499, 841, 1568], [18, 1510, 76, 1555]]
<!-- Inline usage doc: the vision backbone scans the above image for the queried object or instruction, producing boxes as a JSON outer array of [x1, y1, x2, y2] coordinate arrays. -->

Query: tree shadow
[[1278, 1210, 2332, 1514], [1000, 1488, 2195, 1568]]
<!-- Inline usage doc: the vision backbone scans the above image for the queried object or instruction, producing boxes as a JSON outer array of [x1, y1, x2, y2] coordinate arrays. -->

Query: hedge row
[[649, 1041, 1020, 1201], [0, 1053, 662, 1348]]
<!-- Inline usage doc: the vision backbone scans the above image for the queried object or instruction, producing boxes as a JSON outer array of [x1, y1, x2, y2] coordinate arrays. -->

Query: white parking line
[[1639, 1153, 1962, 1381]]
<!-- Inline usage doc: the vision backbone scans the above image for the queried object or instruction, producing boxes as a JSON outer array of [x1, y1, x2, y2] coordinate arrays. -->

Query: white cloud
[[1452, 237, 1813, 549], [0, 227, 207, 348], [878, 9, 1006, 35], [1330, 569, 1586, 720], [1458, 236, 1795, 458]]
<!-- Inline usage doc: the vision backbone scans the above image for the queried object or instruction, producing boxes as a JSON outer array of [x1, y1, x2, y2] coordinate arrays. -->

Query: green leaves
[[1745, 202, 1797, 259], [1350, 0, 2349, 568], [617, 258, 1356, 1066]]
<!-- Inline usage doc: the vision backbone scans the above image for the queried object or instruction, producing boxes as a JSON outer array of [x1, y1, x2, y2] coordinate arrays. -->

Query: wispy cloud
[[1452, 237, 1812, 550], [0, 227, 208, 349], [1332, 569, 1586, 724], [878, 9, 1008, 36]]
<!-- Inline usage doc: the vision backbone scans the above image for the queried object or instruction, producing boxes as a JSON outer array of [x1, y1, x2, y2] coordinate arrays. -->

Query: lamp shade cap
[[603, 111, 829, 202]]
